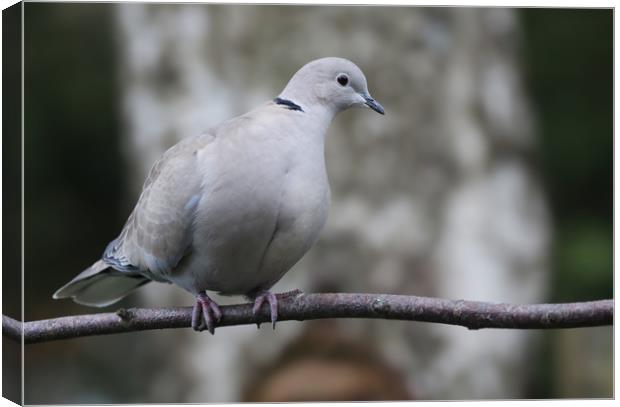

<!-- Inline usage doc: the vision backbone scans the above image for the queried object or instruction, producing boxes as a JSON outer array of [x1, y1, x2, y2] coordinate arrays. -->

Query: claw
[[252, 292, 278, 329], [191, 301, 205, 331], [209, 300, 222, 322], [192, 292, 222, 334], [252, 295, 266, 329]]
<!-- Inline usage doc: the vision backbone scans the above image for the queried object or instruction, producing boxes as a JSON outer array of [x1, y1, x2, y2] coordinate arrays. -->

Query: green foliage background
[[520, 9, 613, 398], [522, 9, 612, 303]]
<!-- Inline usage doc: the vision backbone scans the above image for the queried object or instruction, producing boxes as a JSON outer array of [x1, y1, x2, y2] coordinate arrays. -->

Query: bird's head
[[278, 57, 385, 116]]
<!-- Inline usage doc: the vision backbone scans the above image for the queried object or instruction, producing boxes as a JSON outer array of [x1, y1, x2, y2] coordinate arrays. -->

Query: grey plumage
[[53, 260, 149, 307], [53, 57, 385, 332]]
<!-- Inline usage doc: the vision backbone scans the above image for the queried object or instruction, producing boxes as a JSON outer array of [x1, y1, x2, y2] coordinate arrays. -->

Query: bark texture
[[4, 296, 612, 344]]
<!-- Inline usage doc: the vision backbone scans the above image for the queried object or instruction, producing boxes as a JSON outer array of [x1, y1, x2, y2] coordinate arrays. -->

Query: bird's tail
[[53, 260, 150, 307]]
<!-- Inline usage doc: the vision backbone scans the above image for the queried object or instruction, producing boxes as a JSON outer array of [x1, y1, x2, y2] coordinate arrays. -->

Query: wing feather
[[105, 133, 215, 278]]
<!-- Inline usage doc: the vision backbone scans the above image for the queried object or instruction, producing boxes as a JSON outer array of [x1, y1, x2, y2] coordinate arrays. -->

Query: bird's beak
[[363, 93, 385, 115]]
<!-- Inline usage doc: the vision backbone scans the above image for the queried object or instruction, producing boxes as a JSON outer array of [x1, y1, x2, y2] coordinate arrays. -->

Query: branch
[[3, 292, 613, 344]]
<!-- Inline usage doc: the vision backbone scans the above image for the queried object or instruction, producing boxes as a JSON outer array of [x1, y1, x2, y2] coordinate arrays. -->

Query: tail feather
[[53, 260, 149, 307]]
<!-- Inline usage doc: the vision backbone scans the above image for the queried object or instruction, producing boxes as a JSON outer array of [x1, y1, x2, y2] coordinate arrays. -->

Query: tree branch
[[3, 292, 613, 345]]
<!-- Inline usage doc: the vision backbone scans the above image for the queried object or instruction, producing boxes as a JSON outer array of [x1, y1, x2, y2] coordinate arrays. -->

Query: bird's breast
[[171, 130, 330, 295]]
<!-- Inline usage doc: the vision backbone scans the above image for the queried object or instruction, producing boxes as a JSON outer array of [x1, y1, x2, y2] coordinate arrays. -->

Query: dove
[[53, 57, 385, 334]]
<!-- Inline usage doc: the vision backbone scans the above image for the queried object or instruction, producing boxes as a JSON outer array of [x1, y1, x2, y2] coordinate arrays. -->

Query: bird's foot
[[191, 292, 222, 334], [252, 291, 278, 329]]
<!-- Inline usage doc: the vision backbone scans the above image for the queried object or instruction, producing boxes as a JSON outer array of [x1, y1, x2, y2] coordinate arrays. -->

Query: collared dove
[[54, 57, 385, 334]]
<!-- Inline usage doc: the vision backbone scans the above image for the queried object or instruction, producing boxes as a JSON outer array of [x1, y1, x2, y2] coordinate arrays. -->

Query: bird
[[53, 57, 385, 334]]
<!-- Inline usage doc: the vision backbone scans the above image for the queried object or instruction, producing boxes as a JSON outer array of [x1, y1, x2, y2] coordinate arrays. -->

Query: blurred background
[[10, 3, 612, 403]]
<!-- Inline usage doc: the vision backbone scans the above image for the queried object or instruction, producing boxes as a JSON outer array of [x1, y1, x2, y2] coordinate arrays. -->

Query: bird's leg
[[251, 291, 278, 329], [191, 292, 222, 334]]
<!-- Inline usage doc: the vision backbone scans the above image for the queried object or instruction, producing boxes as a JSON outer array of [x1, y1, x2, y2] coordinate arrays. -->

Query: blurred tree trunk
[[116, 5, 550, 401]]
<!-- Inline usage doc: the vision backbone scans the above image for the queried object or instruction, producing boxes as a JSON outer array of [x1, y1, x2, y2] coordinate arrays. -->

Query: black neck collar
[[274, 97, 304, 112]]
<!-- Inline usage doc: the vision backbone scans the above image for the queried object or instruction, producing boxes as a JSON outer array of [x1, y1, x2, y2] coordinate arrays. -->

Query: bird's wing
[[104, 132, 216, 277]]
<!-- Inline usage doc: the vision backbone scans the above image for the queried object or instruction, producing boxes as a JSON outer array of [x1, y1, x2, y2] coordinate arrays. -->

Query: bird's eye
[[337, 74, 349, 86]]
